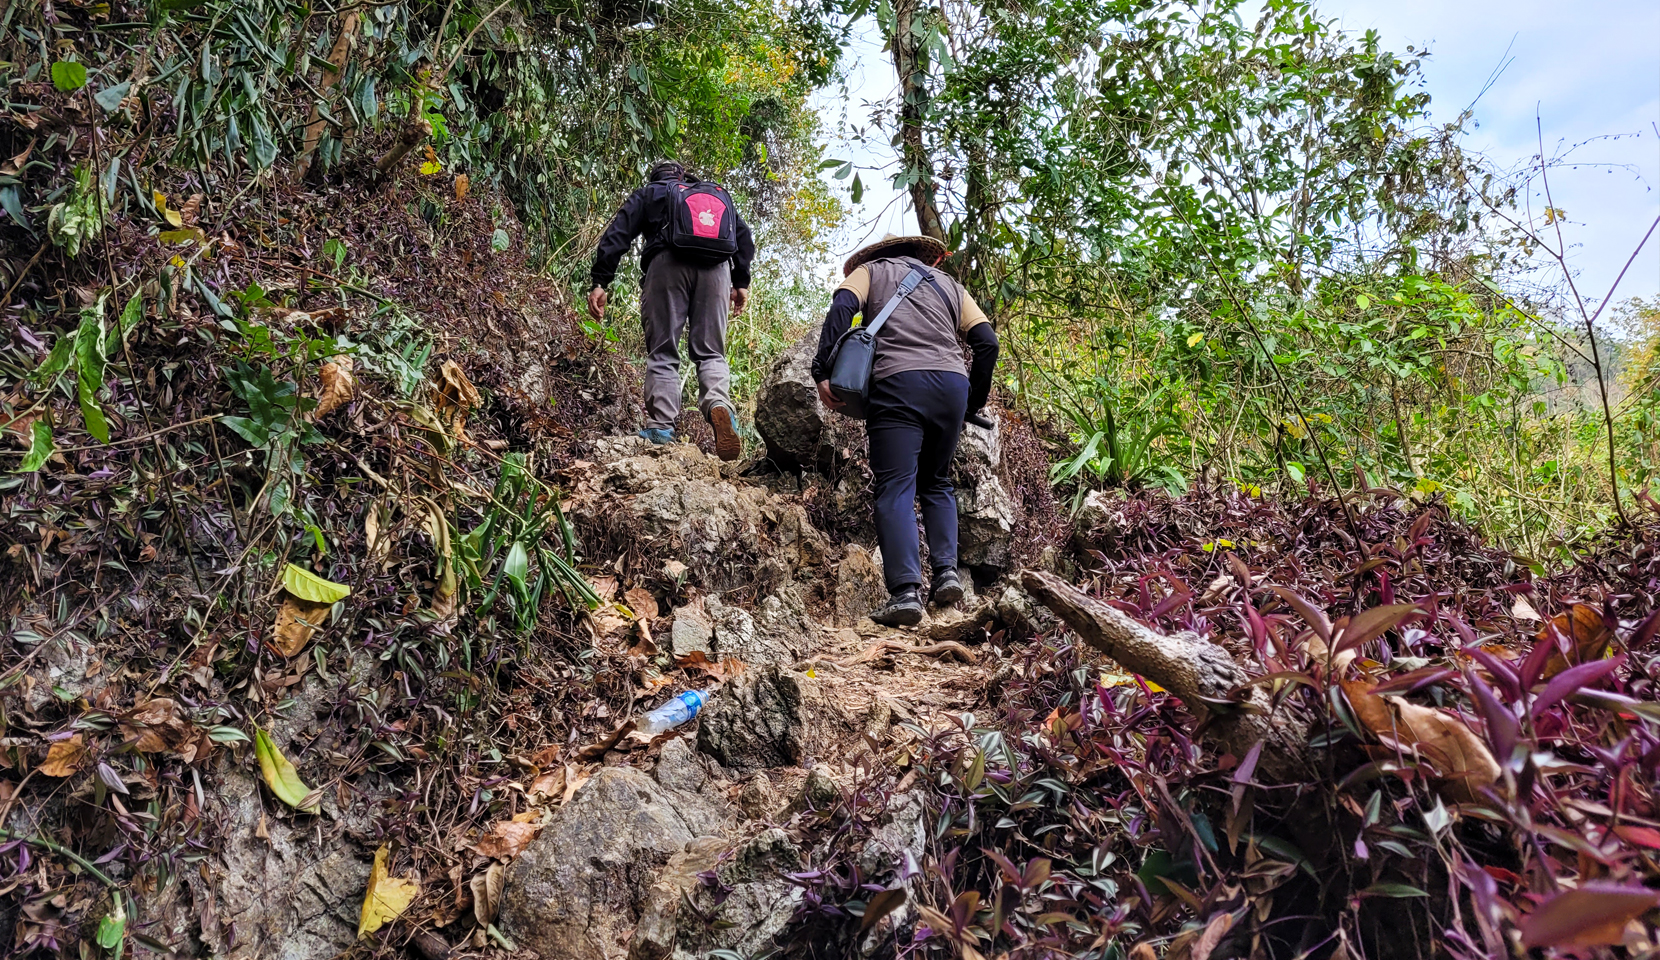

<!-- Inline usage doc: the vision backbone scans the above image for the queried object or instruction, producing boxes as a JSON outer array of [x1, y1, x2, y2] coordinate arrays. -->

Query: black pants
[[867, 370, 970, 593]]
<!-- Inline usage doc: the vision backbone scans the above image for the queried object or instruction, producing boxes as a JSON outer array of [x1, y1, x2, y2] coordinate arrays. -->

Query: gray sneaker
[[930, 567, 964, 606], [869, 588, 924, 627]]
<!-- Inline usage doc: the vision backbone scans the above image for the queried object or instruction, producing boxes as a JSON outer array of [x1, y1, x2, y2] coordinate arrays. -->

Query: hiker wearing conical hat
[[588, 159, 755, 461], [812, 234, 1000, 627]]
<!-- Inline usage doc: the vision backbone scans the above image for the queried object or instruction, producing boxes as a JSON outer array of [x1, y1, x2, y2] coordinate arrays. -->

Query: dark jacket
[[589, 177, 756, 290]]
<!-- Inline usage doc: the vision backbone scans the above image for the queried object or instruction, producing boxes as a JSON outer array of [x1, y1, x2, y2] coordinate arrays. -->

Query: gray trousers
[[641, 253, 732, 431]]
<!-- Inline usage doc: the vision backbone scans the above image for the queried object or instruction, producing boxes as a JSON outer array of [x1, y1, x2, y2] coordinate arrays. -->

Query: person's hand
[[587, 286, 608, 321], [816, 380, 845, 410], [730, 287, 750, 316]]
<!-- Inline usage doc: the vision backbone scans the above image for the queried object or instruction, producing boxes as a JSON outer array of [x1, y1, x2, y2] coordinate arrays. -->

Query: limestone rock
[[187, 765, 370, 960], [956, 472, 1015, 572], [499, 766, 723, 959], [653, 737, 708, 794], [800, 763, 839, 808], [738, 776, 780, 820], [754, 334, 829, 472], [629, 829, 805, 960], [696, 666, 849, 771], [668, 608, 712, 658], [835, 544, 888, 626], [628, 836, 728, 960], [572, 444, 828, 593]]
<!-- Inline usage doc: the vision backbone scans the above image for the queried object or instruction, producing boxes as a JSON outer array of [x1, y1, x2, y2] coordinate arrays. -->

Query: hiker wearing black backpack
[[812, 234, 1000, 627], [588, 160, 755, 460]]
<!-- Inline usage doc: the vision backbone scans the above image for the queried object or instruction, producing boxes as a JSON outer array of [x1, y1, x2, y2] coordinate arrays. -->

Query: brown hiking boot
[[709, 402, 742, 462]]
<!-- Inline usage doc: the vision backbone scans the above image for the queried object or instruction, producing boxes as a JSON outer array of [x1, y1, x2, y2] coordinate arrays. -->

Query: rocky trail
[[481, 370, 1054, 960]]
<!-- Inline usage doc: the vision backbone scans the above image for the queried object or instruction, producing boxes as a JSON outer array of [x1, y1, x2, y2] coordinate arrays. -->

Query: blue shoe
[[638, 427, 675, 445]]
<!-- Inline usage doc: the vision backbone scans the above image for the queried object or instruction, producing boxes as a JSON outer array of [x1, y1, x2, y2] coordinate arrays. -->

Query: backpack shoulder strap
[[862, 268, 927, 338]]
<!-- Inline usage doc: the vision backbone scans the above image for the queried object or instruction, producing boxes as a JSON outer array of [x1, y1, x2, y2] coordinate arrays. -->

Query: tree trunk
[[293, 12, 360, 183], [1021, 569, 1320, 784], [892, 0, 947, 245]]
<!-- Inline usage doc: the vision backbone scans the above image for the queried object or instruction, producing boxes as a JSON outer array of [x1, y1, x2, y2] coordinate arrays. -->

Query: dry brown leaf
[[454, 173, 470, 202], [1511, 596, 1541, 622], [312, 357, 356, 419], [675, 651, 745, 683], [527, 766, 567, 800], [40, 735, 86, 777], [1342, 679, 1499, 802], [273, 593, 332, 658], [0, 138, 33, 177], [588, 575, 618, 602], [470, 863, 504, 927], [435, 360, 480, 440], [628, 622, 658, 658], [365, 502, 392, 566], [562, 765, 591, 805], [1539, 603, 1611, 679], [178, 193, 203, 226], [624, 586, 659, 621], [471, 820, 541, 860], [119, 698, 210, 762]]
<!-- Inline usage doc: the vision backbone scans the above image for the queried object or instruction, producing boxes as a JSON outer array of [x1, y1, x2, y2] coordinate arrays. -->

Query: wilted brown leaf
[[675, 651, 744, 682], [527, 765, 567, 800], [454, 173, 470, 202], [312, 357, 355, 419], [39, 735, 86, 777], [273, 593, 332, 658], [1341, 679, 1499, 802], [119, 698, 210, 761], [1539, 603, 1611, 678], [435, 361, 480, 441], [470, 863, 504, 927], [471, 820, 541, 860], [624, 586, 659, 621]]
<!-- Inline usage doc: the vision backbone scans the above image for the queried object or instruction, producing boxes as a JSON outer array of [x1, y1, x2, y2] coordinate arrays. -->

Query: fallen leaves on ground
[[273, 595, 333, 658], [470, 862, 504, 930], [358, 843, 421, 938], [120, 698, 212, 762], [1539, 603, 1611, 678], [624, 586, 659, 620], [1341, 679, 1499, 802], [1520, 883, 1660, 949], [254, 727, 320, 814], [674, 650, 744, 682], [272, 564, 350, 657], [470, 818, 542, 860], [311, 356, 355, 419], [435, 360, 480, 440], [39, 735, 86, 777]]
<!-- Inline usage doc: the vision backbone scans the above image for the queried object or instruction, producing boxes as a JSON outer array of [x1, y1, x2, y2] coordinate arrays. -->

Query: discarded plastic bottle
[[636, 690, 708, 737]]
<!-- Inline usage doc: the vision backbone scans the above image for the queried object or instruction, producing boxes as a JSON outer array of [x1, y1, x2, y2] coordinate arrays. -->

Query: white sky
[[816, 1, 1660, 309]]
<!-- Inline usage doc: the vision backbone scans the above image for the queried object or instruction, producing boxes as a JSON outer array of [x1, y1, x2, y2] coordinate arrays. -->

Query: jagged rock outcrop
[[499, 766, 724, 960], [629, 829, 805, 960], [835, 544, 888, 625], [696, 665, 851, 771], [754, 334, 832, 471], [570, 442, 827, 592]]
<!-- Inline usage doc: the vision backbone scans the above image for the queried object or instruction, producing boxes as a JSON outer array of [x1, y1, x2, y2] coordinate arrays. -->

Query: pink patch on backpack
[[684, 193, 727, 238]]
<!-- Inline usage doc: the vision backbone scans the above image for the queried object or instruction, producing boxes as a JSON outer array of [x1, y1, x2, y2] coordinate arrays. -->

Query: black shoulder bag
[[825, 267, 927, 419]]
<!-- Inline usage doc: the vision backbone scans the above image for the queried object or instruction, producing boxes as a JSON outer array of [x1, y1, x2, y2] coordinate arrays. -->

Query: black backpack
[[664, 181, 739, 263]]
